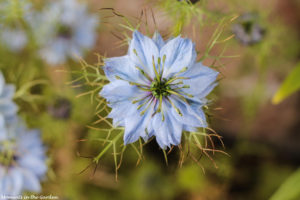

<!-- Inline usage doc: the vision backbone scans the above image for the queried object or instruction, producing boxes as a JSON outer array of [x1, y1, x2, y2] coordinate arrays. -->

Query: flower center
[[150, 78, 170, 98], [57, 25, 73, 39], [242, 21, 253, 34], [0, 140, 18, 167]]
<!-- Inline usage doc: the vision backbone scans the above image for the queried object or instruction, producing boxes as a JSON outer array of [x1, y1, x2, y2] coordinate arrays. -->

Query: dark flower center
[[0, 142, 18, 167], [151, 78, 171, 98], [48, 98, 72, 120], [233, 14, 266, 46], [242, 21, 253, 34], [57, 25, 73, 39]]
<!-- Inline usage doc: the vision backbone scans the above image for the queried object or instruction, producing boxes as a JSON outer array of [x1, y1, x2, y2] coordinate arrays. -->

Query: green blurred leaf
[[272, 62, 300, 104], [177, 165, 204, 191], [269, 168, 300, 200]]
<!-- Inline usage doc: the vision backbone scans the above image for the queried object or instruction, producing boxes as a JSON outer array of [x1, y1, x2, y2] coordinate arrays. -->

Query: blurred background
[[0, 0, 300, 199]]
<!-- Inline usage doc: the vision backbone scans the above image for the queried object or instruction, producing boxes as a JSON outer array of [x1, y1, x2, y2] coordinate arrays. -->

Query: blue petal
[[69, 42, 84, 59], [170, 96, 208, 128], [0, 102, 18, 119], [160, 36, 196, 78], [129, 31, 159, 79], [100, 80, 143, 103], [1, 28, 28, 52], [9, 168, 23, 195], [151, 100, 183, 148], [21, 169, 41, 193], [18, 131, 45, 156], [0, 167, 5, 194], [1, 174, 13, 195], [0, 115, 7, 141], [182, 62, 219, 98], [16, 128, 46, 163], [196, 82, 218, 99], [1, 168, 22, 196], [108, 99, 141, 127], [104, 55, 147, 83], [123, 116, 143, 144], [152, 31, 165, 50], [40, 39, 68, 65], [74, 15, 98, 48], [18, 154, 47, 177], [183, 125, 198, 132], [123, 102, 155, 144], [1, 85, 16, 99], [0, 72, 5, 95]]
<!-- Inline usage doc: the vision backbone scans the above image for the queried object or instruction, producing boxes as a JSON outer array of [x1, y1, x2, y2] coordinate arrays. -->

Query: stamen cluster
[[151, 78, 171, 98]]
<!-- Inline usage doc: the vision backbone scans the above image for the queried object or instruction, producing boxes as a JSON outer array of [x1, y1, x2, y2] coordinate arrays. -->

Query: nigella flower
[[0, 119, 47, 195], [100, 31, 219, 149], [0, 0, 32, 52], [232, 13, 265, 45], [0, 27, 28, 52], [33, 0, 98, 65], [0, 72, 18, 124]]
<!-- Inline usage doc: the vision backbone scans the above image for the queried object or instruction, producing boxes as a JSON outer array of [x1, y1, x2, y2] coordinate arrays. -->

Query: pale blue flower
[[0, 119, 47, 196], [0, 28, 28, 52], [0, 0, 32, 52], [100, 31, 219, 149], [232, 13, 265, 45], [0, 72, 18, 124], [33, 0, 98, 65]]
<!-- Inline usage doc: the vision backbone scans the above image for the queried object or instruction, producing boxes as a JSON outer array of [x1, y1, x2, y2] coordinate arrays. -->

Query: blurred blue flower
[[0, 72, 18, 124], [0, 0, 32, 52], [232, 13, 265, 45], [0, 119, 47, 195], [0, 28, 28, 52], [32, 0, 98, 65], [100, 31, 218, 149]]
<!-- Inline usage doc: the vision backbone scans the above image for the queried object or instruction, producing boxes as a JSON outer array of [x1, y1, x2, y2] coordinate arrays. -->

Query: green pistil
[[165, 77, 189, 85], [152, 56, 160, 82], [140, 97, 154, 116], [161, 55, 166, 78], [167, 97, 183, 116], [128, 81, 148, 87], [173, 85, 190, 89], [133, 49, 149, 72], [158, 95, 163, 113], [136, 86, 151, 92], [170, 81, 184, 86], [135, 66, 152, 81], [179, 91, 194, 98], [166, 90, 189, 104], [115, 75, 123, 80], [157, 57, 161, 74], [132, 95, 150, 104], [116, 75, 151, 91], [137, 96, 152, 110], [173, 66, 188, 77]]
